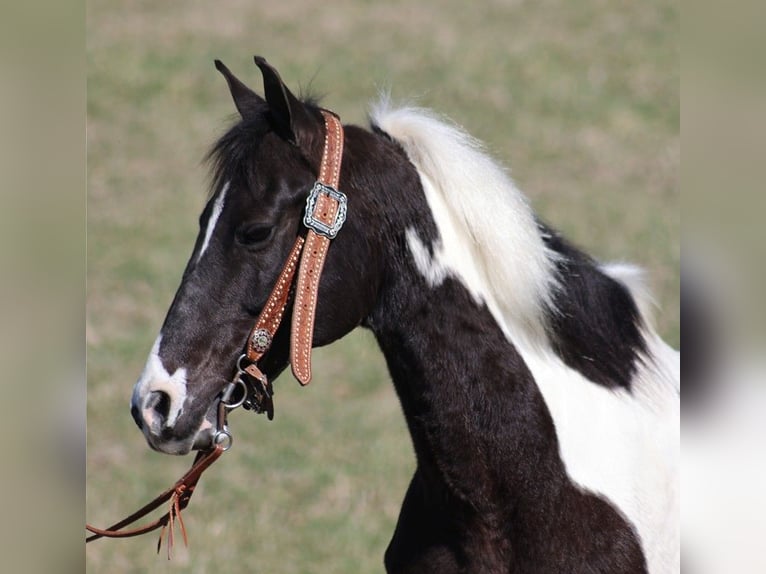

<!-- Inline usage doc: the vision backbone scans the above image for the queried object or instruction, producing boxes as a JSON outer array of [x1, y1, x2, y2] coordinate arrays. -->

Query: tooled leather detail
[[245, 237, 305, 362], [290, 111, 344, 385]]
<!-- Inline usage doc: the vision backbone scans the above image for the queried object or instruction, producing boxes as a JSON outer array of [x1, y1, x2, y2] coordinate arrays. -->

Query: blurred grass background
[[86, 0, 678, 571]]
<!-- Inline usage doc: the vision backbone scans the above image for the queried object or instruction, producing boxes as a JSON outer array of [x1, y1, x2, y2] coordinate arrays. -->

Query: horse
[[128, 56, 679, 573]]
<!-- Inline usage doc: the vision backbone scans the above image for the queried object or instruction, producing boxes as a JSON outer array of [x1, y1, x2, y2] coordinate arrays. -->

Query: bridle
[[214, 107, 347, 431], [86, 109, 347, 557]]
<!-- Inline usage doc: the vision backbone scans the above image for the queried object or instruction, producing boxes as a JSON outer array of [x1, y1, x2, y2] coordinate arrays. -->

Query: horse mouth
[[192, 425, 217, 451], [187, 402, 220, 452], [138, 404, 218, 455], [141, 427, 213, 456], [143, 434, 195, 456]]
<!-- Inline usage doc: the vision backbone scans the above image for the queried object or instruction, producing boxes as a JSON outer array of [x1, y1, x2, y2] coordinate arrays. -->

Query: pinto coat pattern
[[129, 58, 679, 573]]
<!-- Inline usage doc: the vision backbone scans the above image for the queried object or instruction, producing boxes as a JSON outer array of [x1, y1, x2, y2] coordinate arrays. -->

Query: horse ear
[[214, 59, 264, 119], [253, 56, 319, 146]]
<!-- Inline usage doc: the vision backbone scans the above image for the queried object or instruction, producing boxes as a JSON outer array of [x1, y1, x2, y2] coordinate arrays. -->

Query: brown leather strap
[[86, 444, 225, 557], [245, 236, 305, 363], [290, 111, 345, 385], [243, 111, 345, 386]]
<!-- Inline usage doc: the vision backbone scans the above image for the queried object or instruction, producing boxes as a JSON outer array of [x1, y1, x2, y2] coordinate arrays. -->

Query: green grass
[[87, 1, 678, 571]]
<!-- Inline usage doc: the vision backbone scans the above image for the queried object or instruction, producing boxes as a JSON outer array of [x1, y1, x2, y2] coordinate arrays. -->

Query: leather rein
[[86, 110, 347, 557]]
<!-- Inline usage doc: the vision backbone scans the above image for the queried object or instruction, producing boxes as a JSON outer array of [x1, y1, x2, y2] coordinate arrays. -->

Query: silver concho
[[251, 328, 272, 353]]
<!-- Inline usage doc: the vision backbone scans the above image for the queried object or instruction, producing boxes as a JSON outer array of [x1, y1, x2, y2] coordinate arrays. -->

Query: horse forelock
[[205, 108, 269, 200], [204, 94, 323, 200]]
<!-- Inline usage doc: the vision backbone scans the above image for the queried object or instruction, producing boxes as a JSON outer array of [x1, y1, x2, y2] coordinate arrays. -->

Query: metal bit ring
[[213, 429, 233, 451]]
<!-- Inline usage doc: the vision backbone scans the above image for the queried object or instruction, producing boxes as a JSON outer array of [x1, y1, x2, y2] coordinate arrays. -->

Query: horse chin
[[191, 426, 216, 451], [142, 410, 217, 455], [144, 434, 195, 456]]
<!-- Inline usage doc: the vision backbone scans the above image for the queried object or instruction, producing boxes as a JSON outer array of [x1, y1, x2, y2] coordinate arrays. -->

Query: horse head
[[129, 58, 392, 454]]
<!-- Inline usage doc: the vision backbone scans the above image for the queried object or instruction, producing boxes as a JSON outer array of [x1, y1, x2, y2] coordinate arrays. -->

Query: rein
[[86, 109, 347, 556]]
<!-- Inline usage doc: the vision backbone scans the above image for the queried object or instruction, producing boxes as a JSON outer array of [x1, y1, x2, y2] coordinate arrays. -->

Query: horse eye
[[236, 224, 273, 247]]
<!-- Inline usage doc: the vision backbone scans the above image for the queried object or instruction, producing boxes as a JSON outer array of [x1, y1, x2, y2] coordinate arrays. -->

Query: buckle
[[303, 182, 347, 239]]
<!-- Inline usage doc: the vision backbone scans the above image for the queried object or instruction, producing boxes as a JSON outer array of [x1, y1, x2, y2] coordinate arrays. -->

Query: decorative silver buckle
[[303, 182, 347, 239]]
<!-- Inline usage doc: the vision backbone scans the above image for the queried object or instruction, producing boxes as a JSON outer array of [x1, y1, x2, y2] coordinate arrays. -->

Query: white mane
[[370, 100, 559, 346]]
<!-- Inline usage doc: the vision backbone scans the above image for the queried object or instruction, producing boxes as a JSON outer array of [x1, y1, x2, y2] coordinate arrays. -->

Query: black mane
[[540, 223, 648, 390]]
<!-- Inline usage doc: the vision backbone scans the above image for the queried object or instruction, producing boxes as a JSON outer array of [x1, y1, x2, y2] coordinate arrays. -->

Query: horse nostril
[[130, 404, 143, 430], [148, 390, 172, 425]]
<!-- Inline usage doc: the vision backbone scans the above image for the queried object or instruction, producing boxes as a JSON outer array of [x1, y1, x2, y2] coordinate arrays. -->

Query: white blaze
[[197, 182, 228, 262]]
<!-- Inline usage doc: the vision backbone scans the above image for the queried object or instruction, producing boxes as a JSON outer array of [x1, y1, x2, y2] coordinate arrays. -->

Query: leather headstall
[[239, 108, 346, 400], [85, 109, 347, 556]]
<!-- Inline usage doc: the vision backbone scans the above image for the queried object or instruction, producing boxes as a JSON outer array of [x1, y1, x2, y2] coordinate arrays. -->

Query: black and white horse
[[129, 58, 679, 573]]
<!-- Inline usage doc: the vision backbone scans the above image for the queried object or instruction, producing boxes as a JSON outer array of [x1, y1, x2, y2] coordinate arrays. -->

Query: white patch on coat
[[197, 181, 228, 262], [131, 335, 188, 430], [377, 102, 679, 573], [372, 101, 559, 347], [518, 341, 680, 574]]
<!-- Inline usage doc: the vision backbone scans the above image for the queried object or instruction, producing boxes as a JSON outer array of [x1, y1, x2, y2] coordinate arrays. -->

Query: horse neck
[[349, 128, 564, 503], [365, 249, 567, 515]]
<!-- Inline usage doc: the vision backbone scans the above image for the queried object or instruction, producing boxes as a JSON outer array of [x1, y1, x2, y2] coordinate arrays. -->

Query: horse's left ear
[[254, 56, 320, 148], [214, 60, 265, 119]]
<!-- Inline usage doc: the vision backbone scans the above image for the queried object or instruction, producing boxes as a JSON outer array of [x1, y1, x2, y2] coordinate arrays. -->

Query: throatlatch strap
[[290, 111, 345, 385]]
